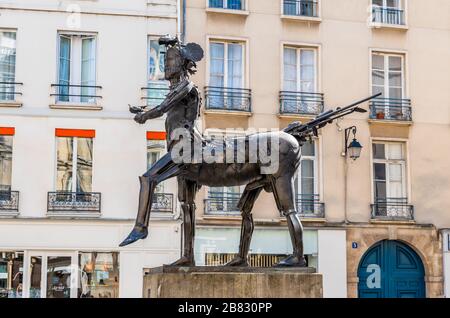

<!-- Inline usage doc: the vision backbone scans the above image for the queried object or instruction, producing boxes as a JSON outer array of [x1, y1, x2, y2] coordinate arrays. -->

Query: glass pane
[[388, 143, 403, 160], [372, 70, 385, 86], [389, 72, 402, 88], [0, 252, 23, 298], [209, 43, 225, 87], [29, 256, 42, 298], [76, 138, 93, 193], [375, 181, 386, 199], [58, 36, 71, 102], [227, 43, 243, 88], [372, 143, 385, 159], [301, 160, 314, 195], [389, 180, 403, 198], [0, 135, 13, 191], [148, 39, 166, 82], [81, 37, 96, 103], [389, 163, 402, 182], [209, 0, 224, 8], [372, 54, 384, 70], [283, 48, 297, 90], [373, 0, 383, 6], [56, 137, 74, 192], [374, 163, 386, 180], [79, 252, 119, 298], [0, 32, 17, 101], [301, 141, 315, 156], [389, 56, 402, 72], [388, 87, 402, 99], [46, 256, 71, 298], [227, 0, 242, 10]]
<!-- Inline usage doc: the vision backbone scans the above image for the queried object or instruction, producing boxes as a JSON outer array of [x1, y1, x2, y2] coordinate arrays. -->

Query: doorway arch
[[358, 240, 425, 298]]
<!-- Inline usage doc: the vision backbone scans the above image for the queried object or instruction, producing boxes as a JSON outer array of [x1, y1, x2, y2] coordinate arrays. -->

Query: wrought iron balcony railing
[[47, 192, 101, 214], [51, 84, 102, 104], [204, 86, 252, 112], [152, 193, 174, 213], [369, 98, 412, 121], [296, 194, 325, 218], [283, 0, 318, 17], [280, 91, 324, 116], [204, 192, 241, 214], [0, 191, 19, 213], [0, 81, 23, 102], [141, 85, 169, 107], [371, 198, 414, 220], [372, 6, 405, 25], [209, 0, 243, 10]]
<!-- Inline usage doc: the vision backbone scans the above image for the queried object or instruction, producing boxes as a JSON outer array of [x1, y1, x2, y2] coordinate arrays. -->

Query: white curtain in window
[[283, 48, 297, 91], [81, 37, 96, 103], [0, 32, 16, 101], [300, 50, 315, 92], [58, 36, 71, 102], [209, 43, 225, 87], [227, 43, 243, 88]]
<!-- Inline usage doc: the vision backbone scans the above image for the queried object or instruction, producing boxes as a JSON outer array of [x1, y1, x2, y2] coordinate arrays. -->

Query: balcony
[[371, 198, 414, 221], [0, 191, 19, 215], [296, 194, 325, 218], [282, 0, 320, 21], [141, 85, 169, 107], [50, 84, 102, 110], [204, 192, 241, 215], [47, 192, 101, 217], [0, 81, 23, 107], [279, 91, 324, 116], [204, 86, 252, 113], [151, 193, 174, 213], [371, 6, 407, 29], [369, 98, 412, 122]]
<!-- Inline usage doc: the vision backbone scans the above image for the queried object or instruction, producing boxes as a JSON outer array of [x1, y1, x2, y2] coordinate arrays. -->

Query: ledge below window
[[204, 109, 252, 117], [369, 22, 409, 31], [368, 119, 413, 126], [0, 101, 22, 108], [49, 103, 103, 111], [46, 212, 102, 219], [281, 15, 322, 23], [206, 8, 249, 16]]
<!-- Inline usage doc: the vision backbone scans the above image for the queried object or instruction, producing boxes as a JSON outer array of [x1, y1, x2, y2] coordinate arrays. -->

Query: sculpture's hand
[[134, 112, 148, 124]]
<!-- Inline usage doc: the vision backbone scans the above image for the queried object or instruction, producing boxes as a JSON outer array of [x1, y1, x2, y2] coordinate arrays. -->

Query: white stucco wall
[[318, 229, 347, 298]]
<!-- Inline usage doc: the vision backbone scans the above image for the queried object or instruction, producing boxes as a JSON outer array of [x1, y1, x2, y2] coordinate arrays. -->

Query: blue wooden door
[[358, 240, 425, 298]]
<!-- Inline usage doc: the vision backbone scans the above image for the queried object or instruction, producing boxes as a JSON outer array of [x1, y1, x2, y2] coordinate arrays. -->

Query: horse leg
[[119, 153, 181, 247], [270, 176, 307, 267], [170, 178, 199, 266], [226, 186, 262, 267]]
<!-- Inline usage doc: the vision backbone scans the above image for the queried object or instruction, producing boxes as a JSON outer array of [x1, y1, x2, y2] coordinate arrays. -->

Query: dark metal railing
[[204, 86, 252, 112], [51, 84, 102, 104], [295, 194, 324, 218], [47, 192, 101, 214], [0, 191, 19, 212], [280, 91, 324, 116], [372, 6, 405, 25], [204, 191, 241, 214], [152, 193, 173, 213], [371, 198, 414, 220], [0, 81, 23, 101], [209, 0, 243, 10], [369, 98, 412, 121], [283, 0, 318, 17], [141, 86, 169, 107]]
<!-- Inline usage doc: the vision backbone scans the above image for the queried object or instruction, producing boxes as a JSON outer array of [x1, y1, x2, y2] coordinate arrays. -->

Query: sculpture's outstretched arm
[[134, 79, 194, 124]]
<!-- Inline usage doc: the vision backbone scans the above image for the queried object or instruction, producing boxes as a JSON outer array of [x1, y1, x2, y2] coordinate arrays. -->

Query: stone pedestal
[[143, 266, 323, 298]]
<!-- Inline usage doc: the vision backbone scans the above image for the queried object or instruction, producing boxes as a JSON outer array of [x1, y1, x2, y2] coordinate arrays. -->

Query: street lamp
[[344, 126, 362, 160]]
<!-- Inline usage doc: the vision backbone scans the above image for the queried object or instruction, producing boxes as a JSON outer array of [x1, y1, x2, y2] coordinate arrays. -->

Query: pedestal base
[[143, 266, 323, 298]]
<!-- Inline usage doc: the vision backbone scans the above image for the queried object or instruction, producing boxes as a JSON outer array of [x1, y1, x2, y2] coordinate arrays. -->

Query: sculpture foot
[[274, 255, 307, 268], [119, 226, 148, 247], [225, 256, 249, 267], [169, 256, 195, 267]]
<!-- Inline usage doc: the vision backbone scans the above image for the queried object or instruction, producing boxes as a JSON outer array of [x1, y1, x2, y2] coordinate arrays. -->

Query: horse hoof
[[274, 255, 307, 268], [119, 226, 148, 247], [225, 257, 249, 267], [169, 256, 195, 267]]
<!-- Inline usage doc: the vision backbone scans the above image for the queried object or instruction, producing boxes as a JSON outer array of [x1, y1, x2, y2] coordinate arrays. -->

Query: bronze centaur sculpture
[[120, 35, 380, 267]]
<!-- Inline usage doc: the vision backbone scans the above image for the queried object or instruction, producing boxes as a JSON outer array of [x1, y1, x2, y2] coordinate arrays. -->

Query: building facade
[[0, 0, 182, 298], [185, 0, 450, 298]]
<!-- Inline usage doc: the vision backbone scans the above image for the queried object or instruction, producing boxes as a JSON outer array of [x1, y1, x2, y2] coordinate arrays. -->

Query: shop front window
[[0, 252, 23, 298], [78, 252, 119, 298]]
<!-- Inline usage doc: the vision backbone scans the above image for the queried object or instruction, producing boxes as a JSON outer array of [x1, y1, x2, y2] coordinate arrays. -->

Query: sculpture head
[[159, 35, 204, 81]]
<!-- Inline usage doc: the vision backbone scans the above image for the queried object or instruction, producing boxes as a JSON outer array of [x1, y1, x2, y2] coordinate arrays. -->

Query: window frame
[[283, 45, 318, 93], [0, 134, 14, 192], [146, 35, 169, 107], [296, 139, 320, 199], [206, 0, 247, 11], [0, 29, 19, 104], [371, 51, 405, 100], [280, 0, 322, 21], [370, 0, 408, 27]]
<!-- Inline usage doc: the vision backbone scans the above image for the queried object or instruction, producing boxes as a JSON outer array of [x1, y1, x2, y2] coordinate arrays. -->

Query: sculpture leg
[[270, 176, 306, 267], [226, 186, 262, 267], [170, 178, 198, 266], [119, 153, 181, 247]]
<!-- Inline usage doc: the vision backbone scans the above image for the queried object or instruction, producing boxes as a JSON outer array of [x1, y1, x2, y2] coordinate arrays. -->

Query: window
[[0, 252, 23, 298], [372, 52, 404, 99], [146, 38, 168, 107], [294, 141, 323, 216], [0, 133, 13, 193], [56, 134, 93, 193], [283, 0, 319, 17], [209, 0, 243, 10], [372, 142, 406, 200], [0, 31, 17, 101], [57, 33, 97, 103], [372, 0, 405, 25], [284, 47, 317, 93], [147, 138, 166, 193], [78, 252, 119, 298]]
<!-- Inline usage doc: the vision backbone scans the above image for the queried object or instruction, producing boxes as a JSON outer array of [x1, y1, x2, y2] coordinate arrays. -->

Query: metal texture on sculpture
[[120, 35, 380, 267]]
